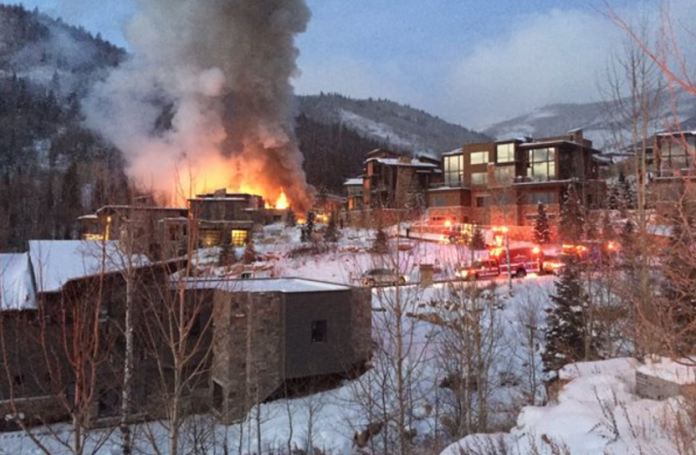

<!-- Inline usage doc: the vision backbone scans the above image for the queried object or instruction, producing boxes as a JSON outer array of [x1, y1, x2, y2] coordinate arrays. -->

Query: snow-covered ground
[[1, 224, 693, 455]]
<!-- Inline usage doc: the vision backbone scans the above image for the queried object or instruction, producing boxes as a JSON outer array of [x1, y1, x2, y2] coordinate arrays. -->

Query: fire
[[275, 189, 289, 210], [173, 157, 291, 210], [264, 188, 289, 209]]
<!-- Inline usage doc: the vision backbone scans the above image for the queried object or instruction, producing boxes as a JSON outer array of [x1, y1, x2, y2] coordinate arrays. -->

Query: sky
[[9, 0, 687, 130]]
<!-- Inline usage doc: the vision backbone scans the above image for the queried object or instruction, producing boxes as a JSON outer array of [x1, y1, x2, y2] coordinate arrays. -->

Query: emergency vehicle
[[456, 245, 544, 280], [541, 241, 620, 274]]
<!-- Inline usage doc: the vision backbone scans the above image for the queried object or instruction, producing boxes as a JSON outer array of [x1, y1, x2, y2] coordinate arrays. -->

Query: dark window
[[98, 389, 121, 417], [212, 381, 224, 413], [311, 320, 328, 343], [476, 197, 488, 208]]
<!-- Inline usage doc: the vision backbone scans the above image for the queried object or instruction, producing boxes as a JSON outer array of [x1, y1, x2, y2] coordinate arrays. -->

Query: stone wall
[[212, 290, 283, 424], [635, 371, 682, 400], [351, 287, 373, 367]]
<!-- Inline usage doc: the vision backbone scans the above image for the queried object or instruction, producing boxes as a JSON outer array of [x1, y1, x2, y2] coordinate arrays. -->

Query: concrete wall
[[211, 286, 372, 424], [635, 371, 682, 400], [212, 290, 283, 424], [284, 291, 353, 378]]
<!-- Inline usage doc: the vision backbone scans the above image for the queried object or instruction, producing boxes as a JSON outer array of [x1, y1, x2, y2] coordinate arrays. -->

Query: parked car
[[362, 268, 408, 287]]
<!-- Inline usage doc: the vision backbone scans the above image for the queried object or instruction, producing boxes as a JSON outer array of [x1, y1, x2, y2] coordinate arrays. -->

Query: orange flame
[[275, 188, 289, 210], [173, 157, 292, 210], [264, 188, 290, 209]]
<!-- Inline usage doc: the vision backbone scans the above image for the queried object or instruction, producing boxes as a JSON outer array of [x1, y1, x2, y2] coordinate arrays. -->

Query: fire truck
[[456, 245, 544, 280], [442, 222, 474, 244], [543, 241, 620, 274]]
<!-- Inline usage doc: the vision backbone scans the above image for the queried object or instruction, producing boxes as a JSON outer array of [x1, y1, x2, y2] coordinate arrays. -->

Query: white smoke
[[83, 0, 313, 209]]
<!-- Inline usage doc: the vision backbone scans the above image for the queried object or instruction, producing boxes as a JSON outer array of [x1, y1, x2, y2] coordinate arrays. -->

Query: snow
[[28, 240, 148, 293], [366, 157, 438, 168], [3, 225, 696, 455], [440, 356, 696, 455], [0, 253, 36, 311], [339, 109, 413, 148], [182, 277, 353, 293], [343, 178, 363, 186], [637, 357, 696, 385]]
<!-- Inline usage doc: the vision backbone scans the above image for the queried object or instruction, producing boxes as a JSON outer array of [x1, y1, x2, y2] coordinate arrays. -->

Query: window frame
[[528, 147, 556, 181], [311, 320, 328, 343], [496, 143, 515, 163], [470, 151, 489, 165]]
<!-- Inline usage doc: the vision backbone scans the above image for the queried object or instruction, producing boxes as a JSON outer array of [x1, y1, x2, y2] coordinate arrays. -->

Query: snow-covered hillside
[[299, 93, 491, 155], [483, 94, 696, 153]]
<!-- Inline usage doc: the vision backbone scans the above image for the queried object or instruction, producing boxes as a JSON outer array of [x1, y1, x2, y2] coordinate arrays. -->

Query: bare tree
[[0, 241, 119, 455], [138, 213, 216, 455], [349, 232, 436, 455], [603, 11, 667, 356], [434, 280, 506, 439]]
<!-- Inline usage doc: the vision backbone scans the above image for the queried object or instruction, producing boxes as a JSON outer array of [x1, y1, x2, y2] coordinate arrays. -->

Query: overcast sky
[[10, 0, 688, 130]]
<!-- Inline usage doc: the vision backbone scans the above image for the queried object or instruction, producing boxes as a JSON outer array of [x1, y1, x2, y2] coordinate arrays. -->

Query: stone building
[[79, 205, 189, 260], [198, 278, 372, 424], [360, 149, 442, 209], [188, 190, 267, 248], [0, 247, 372, 429]]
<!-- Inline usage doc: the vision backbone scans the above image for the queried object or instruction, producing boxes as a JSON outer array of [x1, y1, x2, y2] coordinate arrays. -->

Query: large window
[[431, 195, 447, 207], [526, 191, 557, 205], [493, 166, 514, 185], [529, 147, 556, 181], [661, 136, 695, 174], [470, 151, 489, 165], [231, 229, 248, 247], [444, 155, 464, 186], [471, 172, 488, 186], [496, 143, 515, 163]]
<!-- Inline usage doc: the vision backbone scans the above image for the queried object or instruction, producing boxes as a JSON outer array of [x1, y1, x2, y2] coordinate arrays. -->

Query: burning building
[[189, 190, 265, 248], [83, 0, 315, 213]]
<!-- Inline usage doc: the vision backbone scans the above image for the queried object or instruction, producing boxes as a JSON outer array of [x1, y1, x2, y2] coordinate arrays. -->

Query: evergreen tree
[[242, 236, 257, 264], [469, 225, 486, 250], [285, 209, 297, 228], [218, 242, 237, 267], [542, 255, 596, 382], [600, 210, 615, 242], [558, 185, 585, 243], [372, 227, 389, 254], [324, 213, 339, 242], [305, 211, 316, 239], [533, 202, 551, 244], [585, 215, 598, 241]]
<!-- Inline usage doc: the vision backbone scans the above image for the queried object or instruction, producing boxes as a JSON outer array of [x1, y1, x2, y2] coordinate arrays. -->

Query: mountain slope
[[298, 93, 491, 155], [483, 95, 696, 151], [0, 5, 129, 250]]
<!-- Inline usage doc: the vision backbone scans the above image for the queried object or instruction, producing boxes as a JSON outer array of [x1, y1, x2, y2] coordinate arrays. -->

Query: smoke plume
[[83, 0, 313, 210]]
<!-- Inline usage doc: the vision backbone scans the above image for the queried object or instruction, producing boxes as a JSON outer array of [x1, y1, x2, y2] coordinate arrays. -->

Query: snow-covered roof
[[655, 130, 696, 137], [441, 147, 463, 157], [0, 253, 36, 311], [366, 157, 438, 168], [344, 178, 363, 186], [29, 240, 148, 293], [519, 140, 600, 153], [182, 277, 352, 294], [189, 197, 250, 202]]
